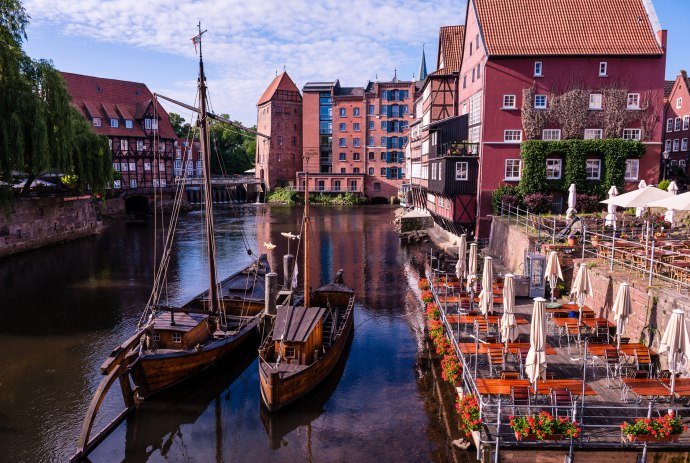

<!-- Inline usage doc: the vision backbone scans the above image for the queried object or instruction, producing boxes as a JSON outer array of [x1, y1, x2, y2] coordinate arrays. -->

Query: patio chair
[[604, 348, 621, 388], [488, 347, 506, 376], [560, 322, 581, 349], [594, 320, 611, 342], [550, 388, 573, 417], [501, 370, 520, 380], [510, 385, 532, 415], [515, 347, 528, 378], [635, 349, 653, 378], [620, 369, 652, 402]]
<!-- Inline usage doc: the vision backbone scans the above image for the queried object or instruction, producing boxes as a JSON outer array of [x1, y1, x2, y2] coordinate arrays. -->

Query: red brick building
[[61, 72, 180, 194], [662, 71, 690, 178], [255, 72, 303, 190], [457, 0, 667, 236]]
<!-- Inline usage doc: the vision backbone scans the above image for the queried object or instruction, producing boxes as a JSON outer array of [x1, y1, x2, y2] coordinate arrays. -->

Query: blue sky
[[23, 0, 690, 126]]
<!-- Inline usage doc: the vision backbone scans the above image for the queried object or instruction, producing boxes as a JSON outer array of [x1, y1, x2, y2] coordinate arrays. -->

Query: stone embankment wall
[[488, 217, 538, 275], [0, 196, 102, 258], [97, 197, 125, 217]]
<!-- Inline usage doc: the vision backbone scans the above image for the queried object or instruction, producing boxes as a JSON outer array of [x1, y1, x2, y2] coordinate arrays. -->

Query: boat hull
[[259, 301, 354, 411], [130, 318, 259, 399]]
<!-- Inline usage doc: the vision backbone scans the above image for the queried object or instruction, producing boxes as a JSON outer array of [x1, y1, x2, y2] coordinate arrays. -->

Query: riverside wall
[[487, 217, 538, 275], [0, 196, 102, 258]]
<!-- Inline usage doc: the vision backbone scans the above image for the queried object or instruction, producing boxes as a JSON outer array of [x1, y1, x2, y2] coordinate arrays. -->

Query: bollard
[[265, 272, 277, 316], [283, 254, 294, 289]]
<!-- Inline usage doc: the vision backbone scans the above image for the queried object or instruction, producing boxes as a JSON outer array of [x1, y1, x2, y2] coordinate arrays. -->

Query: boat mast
[[304, 170, 310, 308], [195, 23, 220, 312]]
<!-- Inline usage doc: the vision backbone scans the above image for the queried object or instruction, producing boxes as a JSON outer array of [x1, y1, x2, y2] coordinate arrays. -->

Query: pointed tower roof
[[257, 72, 300, 106], [418, 46, 428, 81]]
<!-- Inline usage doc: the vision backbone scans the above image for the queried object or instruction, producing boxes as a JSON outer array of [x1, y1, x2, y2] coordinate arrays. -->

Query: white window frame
[[92, 117, 101, 127], [682, 138, 688, 151], [665, 139, 672, 152], [121, 162, 128, 172], [144, 118, 152, 130], [144, 162, 151, 171], [622, 128, 641, 141], [624, 159, 639, 181], [120, 139, 128, 151], [172, 332, 182, 343], [586, 159, 601, 180], [130, 179, 137, 188], [113, 179, 121, 189], [152, 178, 159, 187], [125, 120, 133, 129], [677, 97, 683, 109], [667, 118, 675, 133], [589, 93, 603, 110], [546, 159, 562, 179], [504, 159, 522, 180], [684, 116, 690, 130], [502, 94, 516, 109], [432, 163, 437, 180], [113, 162, 120, 171], [626, 93, 640, 110], [599, 62, 607, 76], [584, 128, 603, 140], [542, 129, 561, 141], [676, 117, 682, 131], [504, 130, 522, 143], [534, 61, 543, 77], [110, 118, 119, 128], [455, 161, 468, 181], [160, 178, 167, 187], [129, 162, 136, 171], [534, 94, 547, 109], [673, 139, 680, 152], [137, 140, 144, 151]]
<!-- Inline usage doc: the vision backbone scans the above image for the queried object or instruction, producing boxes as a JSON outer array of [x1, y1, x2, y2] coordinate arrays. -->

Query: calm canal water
[[0, 205, 463, 462]]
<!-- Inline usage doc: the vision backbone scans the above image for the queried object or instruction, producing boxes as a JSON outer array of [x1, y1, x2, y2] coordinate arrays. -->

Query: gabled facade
[[457, 0, 667, 236], [62, 72, 179, 193], [255, 72, 303, 190], [662, 71, 690, 177]]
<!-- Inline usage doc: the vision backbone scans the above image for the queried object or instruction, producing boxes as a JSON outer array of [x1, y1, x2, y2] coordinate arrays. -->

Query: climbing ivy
[[519, 139, 645, 198]]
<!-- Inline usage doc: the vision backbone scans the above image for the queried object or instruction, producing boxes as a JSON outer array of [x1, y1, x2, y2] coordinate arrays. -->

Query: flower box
[[626, 434, 680, 443], [515, 432, 564, 441]]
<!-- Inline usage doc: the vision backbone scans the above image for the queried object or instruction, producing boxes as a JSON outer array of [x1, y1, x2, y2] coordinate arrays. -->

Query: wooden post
[[283, 254, 294, 289], [265, 272, 277, 316]]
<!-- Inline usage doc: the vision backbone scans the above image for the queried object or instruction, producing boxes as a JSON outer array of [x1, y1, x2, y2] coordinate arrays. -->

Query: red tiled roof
[[437, 25, 465, 72], [257, 72, 300, 105], [61, 72, 177, 139], [474, 0, 663, 56]]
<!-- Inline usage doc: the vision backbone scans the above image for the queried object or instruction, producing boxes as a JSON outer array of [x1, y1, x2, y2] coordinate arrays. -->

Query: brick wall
[[496, 449, 690, 463], [0, 196, 102, 258], [488, 217, 538, 275]]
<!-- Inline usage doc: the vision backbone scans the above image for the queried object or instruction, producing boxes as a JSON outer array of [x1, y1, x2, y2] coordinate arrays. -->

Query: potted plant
[[621, 412, 687, 443], [421, 290, 434, 303], [425, 302, 440, 321], [441, 353, 462, 385], [567, 235, 578, 246], [418, 278, 430, 291], [456, 394, 482, 437], [510, 411, 580, 441], [590, 234, 601, 246], [427, 318, 444, 340], [434, 335, 452, 356]]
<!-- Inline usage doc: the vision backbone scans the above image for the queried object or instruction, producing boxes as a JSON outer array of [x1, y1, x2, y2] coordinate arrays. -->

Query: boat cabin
[[149, 312, 210, 350], [273, 306, 326, 365]]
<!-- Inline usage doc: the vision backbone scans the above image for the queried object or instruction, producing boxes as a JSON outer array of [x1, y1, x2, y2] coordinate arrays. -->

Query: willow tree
[[0, 0, 111, 196]]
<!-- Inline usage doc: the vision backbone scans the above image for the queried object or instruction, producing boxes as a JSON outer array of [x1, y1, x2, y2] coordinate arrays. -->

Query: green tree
[[169, 112, 192, 138], [208, 116, 255, 175]]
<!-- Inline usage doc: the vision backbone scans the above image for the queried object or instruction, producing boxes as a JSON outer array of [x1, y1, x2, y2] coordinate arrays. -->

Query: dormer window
[[144, 118, 152, 130], [145, 118, 158, 130], [92, 117, 101, 127], [125, 120, 133, 129], [599, 62, 607, 76], [534, 61, 543, 77], [110, 118, 119, 128]]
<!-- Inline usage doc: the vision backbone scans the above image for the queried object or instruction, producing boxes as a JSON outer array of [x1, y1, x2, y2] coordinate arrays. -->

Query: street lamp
[[662, 150, 670, 181]]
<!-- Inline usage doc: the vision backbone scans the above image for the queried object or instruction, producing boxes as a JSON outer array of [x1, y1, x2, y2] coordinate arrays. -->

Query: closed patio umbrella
[[544, 251, 563, 303], [501, 274, 517, 347], [658, 309, 690, 396], [605, 185, 618, 229], [572, 263, 593, 322], [467, 243, 478, 293], [611, 282, 632, 350], [478, 256, 494, 316], [566, 183, 577, 218], [525, 297, 547, 392], [456, 234, 467, 281], [635, 180, 647, 218]]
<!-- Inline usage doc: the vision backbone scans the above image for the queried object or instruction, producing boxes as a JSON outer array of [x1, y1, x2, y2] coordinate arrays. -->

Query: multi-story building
[[61, 72, 179, 195], [300, 77, 417, 201], [662, 71, 690, 177], [457, 0, 667, 236], [255, 72, 303, 190]]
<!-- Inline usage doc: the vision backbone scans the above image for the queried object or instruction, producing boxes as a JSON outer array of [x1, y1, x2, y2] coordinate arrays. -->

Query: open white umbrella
[[572, 263, 593, 322], [611, 282, 632, 350], [467, 243, 478, 293], [525, 297, 548, 392], [478, 256, 494, 316], [635, 180, 647, 218], [456, 234, 467, 281], [658, 309, 690, 396], [501, 274, 517, 347], [566, 183, 577, 218], [544, 251, 563, 303], [605, 185, 618, 229], [646, 191, 690, 210]]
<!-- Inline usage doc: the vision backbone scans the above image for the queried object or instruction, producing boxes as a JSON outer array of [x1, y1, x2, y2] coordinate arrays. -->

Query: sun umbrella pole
[[610, 231, 615, 272], [648, 241, 655, 287]]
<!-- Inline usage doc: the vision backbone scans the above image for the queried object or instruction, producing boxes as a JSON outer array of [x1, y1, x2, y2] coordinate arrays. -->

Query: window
[[589, 93, 602, 110], [626, 93, 640, 109], [353, 167, 360, 173], [353, 152, 360, 161], [624, 159, 639, 180], [471, 68, 475, 82], [110, 118, 119, 127], [438, 197, 444, 208], [159, 162, 165, 171], [546, 159, 562, 179], [463, 75, 467, 89], [340, 168, 346, 173], [349, 180, 357, 192], [368, 136, 375, 146], [504, 130, 522, 143], [431, 163, 437, 180], [339, 138, 346, 147], [113, 180, 121, 189], [353, 107, 360, 116], [683, 138, 688, 151], [130, 179, 137, 188], [339, 108, 346, 117], [144, 162, 151, 171], [120, 139, 128, 151], [380, 152, 387, 161], [622, 128, 641, 141], [455, 162, 468, 180], [534, 61, 543, 77], [339, 152, 346, 161], [168, 332, 181, 343], [599, 62, 607, 76], [380, 167, 386, 175], [125, 120, 133, 129], [353, 122, 360, 131], [373, 182, 381, 192], [677, 98, 683, 109], [542, 129, 561, 141], [684, 116, 690, 130], [368, 152, 375, 160], [353, 138, 361, 147], [121, 162, 128, 172], [339, 123, 346, 131], [476, 64, 481, 79], [676, 117, 682, 131], [368, 167, 374, 175], [584, 128, 603, 139], [153, 178, 159, 187], [137, 140, 144, 151], [586, 159, 601, 180], [380, 105, 387, 115], [667, 118, 674, 133], [152, 119, 159, 130], [108, 139, 112, 150], [665, 139, 672, 152], [144, 118, 152, 130], [369, 104, 375, 114], [503, 95, 516, 109], [505, 159, 521, 180], [534, 94, 547, 109], [381, 136, 387, 146], [317, 180, 325, 191], [673, 139, 680, 152], [368, 121, 374, 130]]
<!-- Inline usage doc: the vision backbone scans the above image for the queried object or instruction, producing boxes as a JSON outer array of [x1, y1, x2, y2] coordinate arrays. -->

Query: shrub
[[418, 278, 430, 290], [524, 192, 553, 214], [492, 184, 523, 213], [658, 179, 670, 191], [577, 194, 603, 213], [456, 394, 482, 437], [267, 187, 299, 205]]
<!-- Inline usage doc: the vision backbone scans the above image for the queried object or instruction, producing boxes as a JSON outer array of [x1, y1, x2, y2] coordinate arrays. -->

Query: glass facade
[[319, 91, 333, 172]]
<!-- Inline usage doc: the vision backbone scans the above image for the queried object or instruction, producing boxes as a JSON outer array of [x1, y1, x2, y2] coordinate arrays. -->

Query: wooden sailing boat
[[258, 171, 355, 411], [73, 25, 271, 462]]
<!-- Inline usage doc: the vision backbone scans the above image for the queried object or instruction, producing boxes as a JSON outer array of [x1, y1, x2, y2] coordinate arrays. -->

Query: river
[[0, 204, 466, 462]]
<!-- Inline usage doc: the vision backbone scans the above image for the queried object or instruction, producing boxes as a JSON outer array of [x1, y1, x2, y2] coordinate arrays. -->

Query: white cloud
[[25, 0, 465, 125]]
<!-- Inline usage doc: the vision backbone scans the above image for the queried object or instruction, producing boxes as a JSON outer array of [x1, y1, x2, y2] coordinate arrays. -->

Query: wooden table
[[661, 378, 690, 397], [456, 342, 557, 355], [475, 378, 596, 397], [622, 378, 671, 400], [447, 314, 529, 325], [584, 343, 617, 357], [472, 297, 504, 305], [551, 318, 583, 329], [582, 318, 615, 329], [547, 305, 594, 315], [618, 343, 657, 357]]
